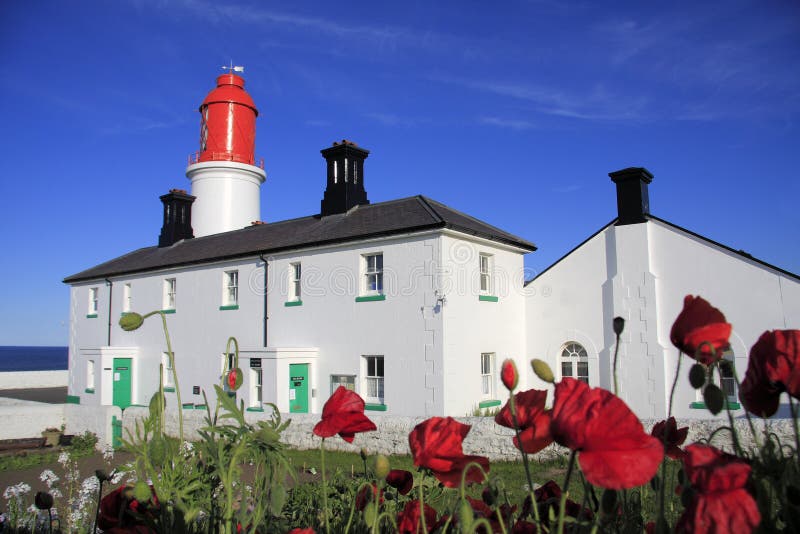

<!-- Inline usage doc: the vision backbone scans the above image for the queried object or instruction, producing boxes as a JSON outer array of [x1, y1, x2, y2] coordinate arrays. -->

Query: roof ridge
[[416, 195, 445, 222]]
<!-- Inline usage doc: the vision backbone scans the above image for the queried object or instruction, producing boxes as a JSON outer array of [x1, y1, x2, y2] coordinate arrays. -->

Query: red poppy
[[501, 359, 519, 391], [408, 416, 490, 488], [494, 389, 553, 454], [288, 529, 316, 534], [511, 521, 537, 534], [550, 378, 663, 489], [397, 499, 438, 533], [676, 444, 760, 534], [522, 480, 592, 525], [740, 329, 800, 417], [313, 386, 377, 443], [464, 497, 516, 534], [355, 483, 383, 511], [670, 295, 731, 364], [386, 469, 414, 495], [650, 417, 689, 460], [97, 485, 157, 533]]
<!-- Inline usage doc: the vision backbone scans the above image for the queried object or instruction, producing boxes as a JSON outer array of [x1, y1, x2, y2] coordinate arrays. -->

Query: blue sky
[[0, 0, 798, 345]]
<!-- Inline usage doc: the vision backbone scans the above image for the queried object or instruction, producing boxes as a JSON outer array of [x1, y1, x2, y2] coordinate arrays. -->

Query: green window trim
[[163, 387, 176, 393], [86, 314, 98, 319], [365, 403, 388, 411], [194, 404, 208, 410], [219, 304, 239, 311], [355, 294, 386, 303], [182, 403, 195, 410], [478, 399, 501, 409], [478, 295, 499, 302], [84, 388, 95, 394], [690, 401, 741, 410], [161, 309, 176, 314], [66, 395, 80, 404], [284, 300, 303, 307], [246, 406, 265, 412]]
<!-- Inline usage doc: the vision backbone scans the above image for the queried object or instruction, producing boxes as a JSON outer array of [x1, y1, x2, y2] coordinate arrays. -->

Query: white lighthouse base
[[186, 160, 267, 238]]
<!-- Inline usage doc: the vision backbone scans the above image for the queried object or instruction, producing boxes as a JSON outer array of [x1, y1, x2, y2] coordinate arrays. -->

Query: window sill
[[246, 406, 265, 412], [284, 300, 303, 307], [356, 294, 386, 303], [163, 387, 176, 393], [66, 395, 80, 404], [193, 404, 208, 410], [478, 399, 501, 409], [478, 295, 499, 302], [86, 314, 98, 319], [690, 401, 741, 410], [84, 388, 95, 394], [182, 403, 195, 410], [365, 403, 387, 411], [219, 305, 239, 311], [161, 309, 176, 314]]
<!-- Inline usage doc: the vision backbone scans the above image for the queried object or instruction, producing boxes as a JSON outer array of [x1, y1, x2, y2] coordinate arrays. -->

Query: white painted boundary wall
[[122, 407, 795, 462], [64, 404, 122, 449], [0, 370, 68, 389], [0, 400, 65, 440]]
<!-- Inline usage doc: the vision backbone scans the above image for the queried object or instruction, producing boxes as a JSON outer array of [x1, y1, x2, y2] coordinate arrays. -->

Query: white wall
[[0, 370, 67, 389]]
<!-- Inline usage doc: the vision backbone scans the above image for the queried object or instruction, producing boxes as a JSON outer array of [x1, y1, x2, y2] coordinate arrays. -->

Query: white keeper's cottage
[[64, 72, 800, 421]]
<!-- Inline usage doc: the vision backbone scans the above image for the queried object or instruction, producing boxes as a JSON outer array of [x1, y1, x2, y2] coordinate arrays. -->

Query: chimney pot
[[158, 190, 196, 247], [609, 167, 653, 225], [320, 141, 370, 216]]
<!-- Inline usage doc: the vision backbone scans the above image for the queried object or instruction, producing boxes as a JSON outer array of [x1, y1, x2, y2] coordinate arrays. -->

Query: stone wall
[[122, 407, 796, 461]]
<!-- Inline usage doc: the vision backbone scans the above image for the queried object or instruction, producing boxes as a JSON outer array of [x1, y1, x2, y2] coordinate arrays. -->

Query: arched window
[[560, 342, 589, 384]]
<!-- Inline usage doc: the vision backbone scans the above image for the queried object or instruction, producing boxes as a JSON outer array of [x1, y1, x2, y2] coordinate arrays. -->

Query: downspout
[[104, 278, 113, 346], [259, 255, 269, 347]]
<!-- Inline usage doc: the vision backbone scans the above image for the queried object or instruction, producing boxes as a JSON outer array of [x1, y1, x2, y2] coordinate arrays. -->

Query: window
[[162, 352, 174, 388], [289, 263, 301, 301], [250, 364, 263, 407], [123, 283, 132, 313], [480, 353, 494, 398], [330, 374, 356, 395], [479, 254, 493, 294], [720, 352, 737, 402], [363, 253, 383, 295], [223, 270, 238, 306], [86, 360, 95, 391], [560, 342, 589, 384], [163, 278, 176, 310], [363, 355, 384, 404], [88, 287, 99, 315]]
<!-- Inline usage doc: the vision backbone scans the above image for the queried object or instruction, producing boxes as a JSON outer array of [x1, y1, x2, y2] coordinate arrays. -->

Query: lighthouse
[[186, 70, 266, 237]]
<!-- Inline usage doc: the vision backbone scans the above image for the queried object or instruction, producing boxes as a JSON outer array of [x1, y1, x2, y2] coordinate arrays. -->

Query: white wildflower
[[50, 488, 63, 499], [110, 470, 125, 484], [39, 469, 60, 488], [57, 451, 70, 465], [102, 444, 115, 462]]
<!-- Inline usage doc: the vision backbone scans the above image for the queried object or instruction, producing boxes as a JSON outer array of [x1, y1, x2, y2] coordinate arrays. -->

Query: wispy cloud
[[366, 112, 425, 127], [305, 119, 331, 127], [478, 116, 536, 130], [551, 184, 582, 194], [99, 117, 183, 136]]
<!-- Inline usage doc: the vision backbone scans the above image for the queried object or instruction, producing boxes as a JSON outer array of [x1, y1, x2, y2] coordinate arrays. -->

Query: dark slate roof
[[64, 195, 537, 283], [525, 214, 800, 285]]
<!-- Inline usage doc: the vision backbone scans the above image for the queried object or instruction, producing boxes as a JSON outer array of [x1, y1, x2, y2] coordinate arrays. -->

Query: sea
[[0, 346, 68, 372]]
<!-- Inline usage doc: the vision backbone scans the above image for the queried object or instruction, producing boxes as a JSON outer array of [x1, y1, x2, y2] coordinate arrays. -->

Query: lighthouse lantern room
[[186, 70, 266, 238]]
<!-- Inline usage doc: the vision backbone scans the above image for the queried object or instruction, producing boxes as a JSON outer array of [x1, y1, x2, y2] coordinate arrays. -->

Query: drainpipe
[[104, 278, 113, 346], [259, 255, 269, 347]]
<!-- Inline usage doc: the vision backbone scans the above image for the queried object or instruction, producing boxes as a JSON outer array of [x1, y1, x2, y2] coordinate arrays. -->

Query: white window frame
[[223, 270, 238, 306], [330, 374, 356, 395], [362, 253, 384, 295], [560, 342, 589, 384], [698, 350, 738, 404], [250, 367, 263, 408], [163, 278, 176, 310], [480, 353, 494, 399], [162, 352, 174, 388], [88, 287, 99, 315], [363, 355, 384, 404], [479, 253, 493, 295], [289, 263, 301, 301], [123, 283, 132, 313], [86, 360, 95, 390]]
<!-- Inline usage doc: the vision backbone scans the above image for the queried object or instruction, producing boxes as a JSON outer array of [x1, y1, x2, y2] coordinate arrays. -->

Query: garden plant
[[1, 295, 798, 533]]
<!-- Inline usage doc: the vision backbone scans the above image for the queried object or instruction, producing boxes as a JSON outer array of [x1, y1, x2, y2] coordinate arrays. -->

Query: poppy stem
[[667, 350, 682, 418], [418, 473, 428, 534], [613, 332, 621, 396], [158, 311, 184, 442], [320, 439, 331, 534], [717, 364, 743, 457], [789, 396, 800, 466], [508, 393, 542, 527], [557, 450, 577, 534]]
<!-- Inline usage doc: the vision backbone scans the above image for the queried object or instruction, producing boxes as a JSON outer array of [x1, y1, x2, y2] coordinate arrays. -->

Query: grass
[[0, 431, 98, 472]]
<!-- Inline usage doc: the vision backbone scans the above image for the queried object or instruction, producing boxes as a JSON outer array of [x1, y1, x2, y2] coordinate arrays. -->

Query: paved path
[[0, 386, 67, 404]]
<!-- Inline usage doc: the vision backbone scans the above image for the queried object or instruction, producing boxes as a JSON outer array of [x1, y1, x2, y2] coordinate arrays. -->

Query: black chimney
[[159, 189, 195, 247], [320, 140, 370, 216], [609, 167, 653, 225]]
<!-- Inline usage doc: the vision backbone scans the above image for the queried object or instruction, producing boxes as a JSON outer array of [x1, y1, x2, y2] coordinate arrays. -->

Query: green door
[[289, 363, 309, 413], [112, 358, 132, 409]]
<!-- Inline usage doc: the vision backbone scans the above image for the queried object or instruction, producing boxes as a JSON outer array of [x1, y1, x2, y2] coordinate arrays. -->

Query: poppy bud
[[600, 489, 617, 514], [650, 475, 660, 491], [613, 317, 625, 336], [363, 501, 377, 525], [133, 481, 152, 503], [501, 359, 519, 391], [458, 499, 474, 530], [35, 491, 54, 510], [227, 368, 243, 390], [689, 364, 706, 389], [375, 455, 390, 479], [703, 384, 725, 415], [531, 359, 554, 384], [95, 469, 110, 483], [119, 312, 144, 331]]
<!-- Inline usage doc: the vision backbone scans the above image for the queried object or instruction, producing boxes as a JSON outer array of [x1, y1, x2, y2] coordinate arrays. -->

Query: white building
[[525, 167, 800, 419], [64, 73, 799, 421]]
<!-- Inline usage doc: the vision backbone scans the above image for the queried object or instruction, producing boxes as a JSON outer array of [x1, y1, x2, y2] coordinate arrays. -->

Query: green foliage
[[69, 430, 98, 455]]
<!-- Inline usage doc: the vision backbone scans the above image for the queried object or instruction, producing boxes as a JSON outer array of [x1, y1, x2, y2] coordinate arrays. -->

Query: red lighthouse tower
[[186, 69, 267, 237]]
